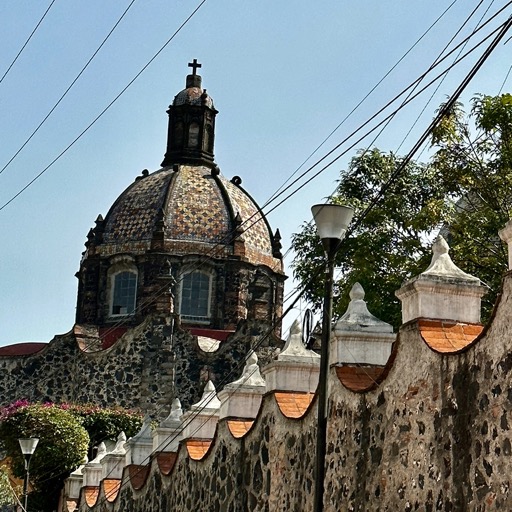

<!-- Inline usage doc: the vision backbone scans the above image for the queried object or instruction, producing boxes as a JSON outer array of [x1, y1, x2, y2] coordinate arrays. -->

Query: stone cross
[[188, 59, 202, 75]]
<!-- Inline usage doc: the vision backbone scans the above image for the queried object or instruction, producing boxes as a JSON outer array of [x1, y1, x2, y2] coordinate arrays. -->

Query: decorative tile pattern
[[98, 165, 280, 270], [103, 170, 174, 243], [103, 479, 121, 502], [127, 465, 150, 490], [84, 486, 99, 507], [167, 166, 230, 243], [221, 176, 273, 254], [274, 391, 315, 419], [186, 439, 212, 460], [335, 365, 386, 392], [227, 420, 254, 438], [156, 452, 178, 476]]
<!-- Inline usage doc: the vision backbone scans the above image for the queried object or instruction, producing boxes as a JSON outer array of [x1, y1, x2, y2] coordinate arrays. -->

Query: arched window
[[180, 271, 211, 322], [111, 271, 137, 316], [188, 123, 199, 148]]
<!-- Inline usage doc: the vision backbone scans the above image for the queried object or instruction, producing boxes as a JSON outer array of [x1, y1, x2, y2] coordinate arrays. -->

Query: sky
[[0, 1, 510, 345]]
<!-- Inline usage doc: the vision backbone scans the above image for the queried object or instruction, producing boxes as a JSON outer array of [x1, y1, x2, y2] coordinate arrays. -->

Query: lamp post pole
[[18, 438, 39, 512], [311, 204, 353, 512]]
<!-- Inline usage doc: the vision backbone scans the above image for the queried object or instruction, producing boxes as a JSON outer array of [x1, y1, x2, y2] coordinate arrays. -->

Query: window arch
[[188, 122, 200, 148], [180, 271, 212, 322], [111, 270, 137, 316]]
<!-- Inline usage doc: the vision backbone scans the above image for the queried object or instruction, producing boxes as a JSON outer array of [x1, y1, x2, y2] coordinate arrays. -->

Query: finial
[[432, 235, 449, 255], [90, 442, 107, 464], [188, 58, 202, 76], [230, 350, 265, 387], [290, 318, 301, 335], [421, 234, 479, 281], [349, 282, 365, 301], [111, 431, 127, 455]]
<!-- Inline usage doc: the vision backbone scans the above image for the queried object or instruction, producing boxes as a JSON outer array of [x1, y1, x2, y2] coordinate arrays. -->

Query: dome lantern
[[161, 59, 218, 168]]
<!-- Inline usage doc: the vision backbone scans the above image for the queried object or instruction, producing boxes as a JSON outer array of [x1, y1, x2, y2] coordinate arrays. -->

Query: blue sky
[[0, 1, 510, 344]]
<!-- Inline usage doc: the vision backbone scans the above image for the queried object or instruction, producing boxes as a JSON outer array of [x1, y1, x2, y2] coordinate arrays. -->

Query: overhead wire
[[0, 0, 56, 85], [0, 0, 138, 177], [0, 0, 209, 212], [20, 5, 512, 497], [93, 9, 511, 347], [262, 0, 461, 208], [0, 0, 508, 216]]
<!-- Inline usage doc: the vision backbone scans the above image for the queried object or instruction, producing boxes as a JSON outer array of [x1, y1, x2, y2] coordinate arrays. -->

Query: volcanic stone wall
[[0, 315, 277, 414], [78, 271, 512, 511]]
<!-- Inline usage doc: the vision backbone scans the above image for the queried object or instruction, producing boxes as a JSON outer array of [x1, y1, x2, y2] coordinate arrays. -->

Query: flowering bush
[[0, 401, 143, 511], [0, 402, 89, 511]]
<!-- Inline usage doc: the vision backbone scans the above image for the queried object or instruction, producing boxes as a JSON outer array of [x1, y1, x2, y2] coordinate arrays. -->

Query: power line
[[0, 0, 209, 212], [13, 10, 512, 497], [95, 10, 511, 346], [0, 0, 56, 85], [0, 0, 138, 177], [263, 0, 461, 209]]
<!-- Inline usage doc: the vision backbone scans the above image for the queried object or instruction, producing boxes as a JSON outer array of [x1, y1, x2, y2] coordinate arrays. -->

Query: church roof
[[98, 164, 280, 270]]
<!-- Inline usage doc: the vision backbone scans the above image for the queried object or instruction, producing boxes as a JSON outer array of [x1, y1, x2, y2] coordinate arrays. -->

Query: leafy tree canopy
[[0, 401, 143, 511], [292, 94, 512, 328]]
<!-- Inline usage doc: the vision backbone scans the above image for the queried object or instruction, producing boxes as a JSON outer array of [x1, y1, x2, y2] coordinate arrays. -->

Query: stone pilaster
[[332, 283, 395, 366], [262, 319, 319, 393]]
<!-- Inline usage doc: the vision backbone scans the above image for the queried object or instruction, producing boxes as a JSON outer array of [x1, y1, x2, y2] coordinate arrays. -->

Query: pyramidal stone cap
[[396, 235, 487, 324], [332, 283, 395, 366], [334, 283, 393, 334]]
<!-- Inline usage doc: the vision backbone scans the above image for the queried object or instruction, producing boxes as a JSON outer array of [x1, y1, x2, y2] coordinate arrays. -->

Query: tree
[[66, 404, 143, 458], [291, 94, 512, 328], [0, 401, 143, 511], [0, 402, 89, 512]]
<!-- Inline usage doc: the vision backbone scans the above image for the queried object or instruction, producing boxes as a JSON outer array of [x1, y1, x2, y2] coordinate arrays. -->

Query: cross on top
[[188, 59, 202, 76]]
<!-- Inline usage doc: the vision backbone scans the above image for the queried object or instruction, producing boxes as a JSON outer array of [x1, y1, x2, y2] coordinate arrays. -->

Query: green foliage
[[293, 149, 451, 327], [67, 404, 143, 449], [0, 402, 89, 511], [0, 464, 17, 508], [0, 401, 142, 511], [0, 404, 89, 483], [292, 94, 512, 328]]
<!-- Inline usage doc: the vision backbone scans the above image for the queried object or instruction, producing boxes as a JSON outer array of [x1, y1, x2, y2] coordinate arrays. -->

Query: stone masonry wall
[[0, 315, 277, 415], [78, 271, 512, 511]]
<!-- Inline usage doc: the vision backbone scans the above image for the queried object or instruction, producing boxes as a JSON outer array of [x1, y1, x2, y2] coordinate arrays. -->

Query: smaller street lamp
[[18, 438, 39, 512], [311, 203, 354, 512]]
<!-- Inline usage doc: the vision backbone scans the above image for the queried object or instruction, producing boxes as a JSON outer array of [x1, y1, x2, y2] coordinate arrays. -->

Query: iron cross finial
[[188, 59, 202, 76]]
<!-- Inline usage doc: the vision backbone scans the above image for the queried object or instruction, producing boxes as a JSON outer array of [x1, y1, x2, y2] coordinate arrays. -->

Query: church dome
[[99, 164, 281, 270], [76, 61, 285, 332]]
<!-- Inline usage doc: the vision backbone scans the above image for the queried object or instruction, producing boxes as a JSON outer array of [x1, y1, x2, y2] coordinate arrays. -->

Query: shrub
[[0, 402, 89, 511], [67, 404, 143, 449]]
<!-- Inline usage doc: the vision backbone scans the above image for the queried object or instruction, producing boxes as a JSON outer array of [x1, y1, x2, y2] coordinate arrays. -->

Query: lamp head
[[311, 204, 354, 254], [18, 438, 39, 456]]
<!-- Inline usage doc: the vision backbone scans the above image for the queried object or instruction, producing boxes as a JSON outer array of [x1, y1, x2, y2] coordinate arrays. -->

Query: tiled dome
[[99, 165, 281, 270]]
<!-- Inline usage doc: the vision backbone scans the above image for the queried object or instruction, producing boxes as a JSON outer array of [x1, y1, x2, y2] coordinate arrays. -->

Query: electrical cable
[[0, 0, 56, 85], [93, 13, 510, 346], [0, 0, 209, 212], [255, 13, 511, 221], [263, 0, 461, 208], [11, 1, 512, 488], [0, 0, 138, 177]]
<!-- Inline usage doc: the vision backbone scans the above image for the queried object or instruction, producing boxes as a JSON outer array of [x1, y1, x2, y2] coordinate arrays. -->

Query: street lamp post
[[311, 203, 354, 512], [18, 438, 39, 512]]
